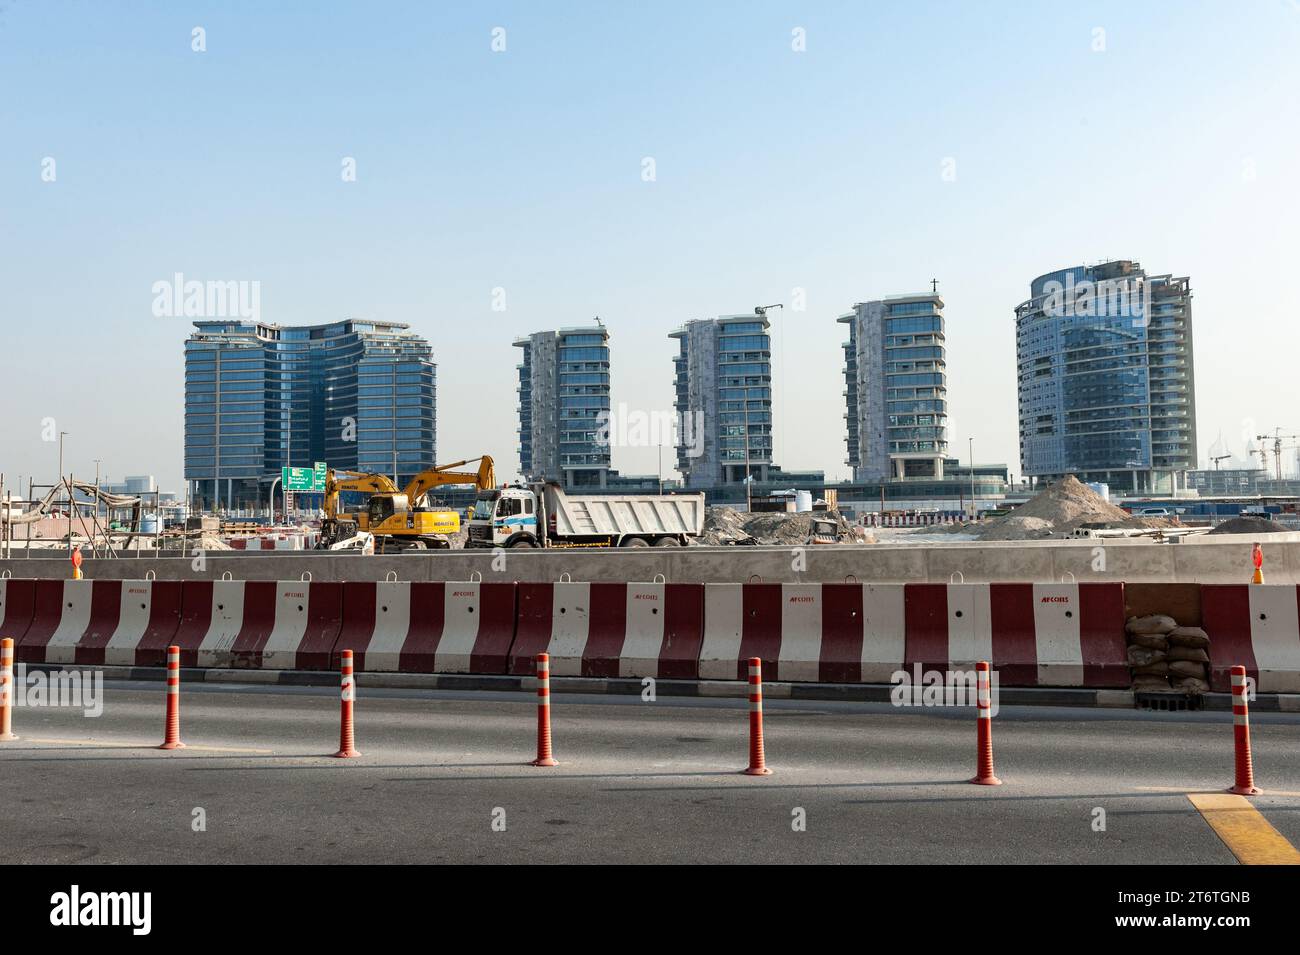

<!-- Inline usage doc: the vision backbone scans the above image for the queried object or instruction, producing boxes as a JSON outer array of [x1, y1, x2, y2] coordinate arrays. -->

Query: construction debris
[[700, 506, 867, 546]]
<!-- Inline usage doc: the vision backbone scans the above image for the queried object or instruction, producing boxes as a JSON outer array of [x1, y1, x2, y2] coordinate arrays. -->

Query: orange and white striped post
[[158, 645, 184, 750], [333, 649, 360, 758], [1229, 665, 1260, 795], [969, 660, 1001, 785], [743, 657, 771, 776], [531, 652, 557, 766], [0, 637, 17, 742]]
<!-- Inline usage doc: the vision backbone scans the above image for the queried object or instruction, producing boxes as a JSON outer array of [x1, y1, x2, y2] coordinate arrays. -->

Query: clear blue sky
[[3, 1, 1298, 492]]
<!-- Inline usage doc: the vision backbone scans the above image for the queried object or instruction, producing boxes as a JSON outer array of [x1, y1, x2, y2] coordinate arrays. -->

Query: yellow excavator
[[318, 456, 497, 551]]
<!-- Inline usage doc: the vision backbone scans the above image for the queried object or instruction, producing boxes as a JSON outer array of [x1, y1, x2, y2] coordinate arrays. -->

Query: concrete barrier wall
[[2, 533, 1297, 584], [4, 576, 1135, 688], [10, 574, 1300, 691]]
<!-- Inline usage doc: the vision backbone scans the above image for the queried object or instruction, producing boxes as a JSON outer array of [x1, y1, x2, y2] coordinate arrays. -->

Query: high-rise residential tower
[[514, 325, 611, 488], [184, 319, 437, 511], [1015, 260, 1196, 493], [671, 315, 773, 487], [839, 293, 948, 481]]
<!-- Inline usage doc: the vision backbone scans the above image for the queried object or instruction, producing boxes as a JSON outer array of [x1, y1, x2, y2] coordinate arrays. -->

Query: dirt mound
[[1209, 516, 1291, 535], [700, 506, 857, 545], [969, 475, 1169, 541], [977, 515, 1055, 541]]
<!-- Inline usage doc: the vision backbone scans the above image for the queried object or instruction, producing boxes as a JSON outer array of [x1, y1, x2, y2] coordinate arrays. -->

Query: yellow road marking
[[1188, 793, 1300, 865], [1136, 785, 1300, 798], [13, 737, 273, 754]]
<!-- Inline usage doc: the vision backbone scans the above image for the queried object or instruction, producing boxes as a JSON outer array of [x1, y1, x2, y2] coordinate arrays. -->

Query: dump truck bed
[[543, 487, 705, 539]]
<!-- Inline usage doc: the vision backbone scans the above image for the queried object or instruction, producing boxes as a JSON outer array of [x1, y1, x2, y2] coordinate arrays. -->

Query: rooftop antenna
[[930, 278, 940, 295]]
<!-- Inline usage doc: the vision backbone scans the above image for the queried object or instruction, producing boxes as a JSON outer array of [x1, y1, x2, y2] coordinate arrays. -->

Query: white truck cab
[[468, 486, 541, 548]]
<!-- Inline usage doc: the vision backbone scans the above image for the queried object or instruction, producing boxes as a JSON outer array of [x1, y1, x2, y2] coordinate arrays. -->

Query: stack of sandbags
[[1166, 626, 1211, 693], [1125, 614, 1211, 694]]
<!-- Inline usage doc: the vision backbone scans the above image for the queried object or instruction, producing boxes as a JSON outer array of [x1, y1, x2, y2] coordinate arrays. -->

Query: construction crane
[[318, 457, 497, 550], [1249, 444, 1271, 474], [1255, 429, 1300, 481], [1210, 453, 1232, 470]]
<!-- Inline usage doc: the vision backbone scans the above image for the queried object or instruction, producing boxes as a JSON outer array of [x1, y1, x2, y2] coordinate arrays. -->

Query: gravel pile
[[1209, 516, 1291, 535]]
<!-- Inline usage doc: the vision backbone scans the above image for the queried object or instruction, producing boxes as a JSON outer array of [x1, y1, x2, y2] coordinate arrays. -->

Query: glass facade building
[[1015, 260, 1197, 494], [514, 326, 611, 487], [671, 315, 773, 487], [839, 294, 948, 481], [184, 320, 437, 511]]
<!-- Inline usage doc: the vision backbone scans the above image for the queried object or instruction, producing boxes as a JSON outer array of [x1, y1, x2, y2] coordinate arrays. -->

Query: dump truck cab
[[468, 486, 540, 548]]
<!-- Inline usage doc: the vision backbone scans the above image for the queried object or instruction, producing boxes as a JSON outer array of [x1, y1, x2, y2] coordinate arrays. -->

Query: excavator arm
[[323, 470, 399, 521], [401, 456, 496, 505]]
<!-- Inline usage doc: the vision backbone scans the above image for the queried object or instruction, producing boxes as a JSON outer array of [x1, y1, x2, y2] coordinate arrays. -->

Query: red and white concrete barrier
[[170, 579, 342, 670], [904, 582, 1128, 687], [15, 579, 184, 666], [0, 577, 35, 646], [335, 579, 516, 673], [1201, 584, 1300, 693], [509, 581, 704, 678], [696, 582, 1126, 686], [698, 583, 908, 683]]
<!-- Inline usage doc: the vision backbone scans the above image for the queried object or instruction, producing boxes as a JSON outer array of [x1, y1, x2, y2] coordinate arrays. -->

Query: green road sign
[[282, 462, 328, 492], [282, 467, 316, 491]]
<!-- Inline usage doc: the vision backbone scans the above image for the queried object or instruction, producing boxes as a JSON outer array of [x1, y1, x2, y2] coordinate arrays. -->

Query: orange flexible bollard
[[334, 649, 360, 758], [0, 638, 17, 741], [743, 657, 772, 776], [969, 661, 1001, 785], [531, 653, 557, 766], [1229, 665, 1260, 795], [159, 645, 185, 750]]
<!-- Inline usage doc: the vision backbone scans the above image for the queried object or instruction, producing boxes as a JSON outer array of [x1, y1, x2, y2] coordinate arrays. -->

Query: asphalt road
[[2, 681, 1298, 864]]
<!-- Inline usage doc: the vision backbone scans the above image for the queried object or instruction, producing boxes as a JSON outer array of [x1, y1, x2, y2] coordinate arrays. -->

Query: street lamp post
[[58, 432, 69, 555], [968, 437, 976, 519]]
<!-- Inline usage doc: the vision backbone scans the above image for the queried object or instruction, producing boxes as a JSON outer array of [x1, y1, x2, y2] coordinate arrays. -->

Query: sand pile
[[967, 475, 1170, 541]]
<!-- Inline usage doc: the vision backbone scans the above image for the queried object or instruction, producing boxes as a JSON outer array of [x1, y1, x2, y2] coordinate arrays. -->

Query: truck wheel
[[653, 536, 681, 547], [507, 537, 537, 549], [620, 537, 650, 547]]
